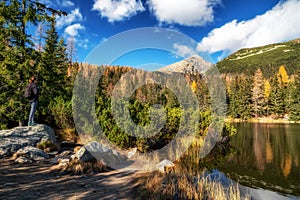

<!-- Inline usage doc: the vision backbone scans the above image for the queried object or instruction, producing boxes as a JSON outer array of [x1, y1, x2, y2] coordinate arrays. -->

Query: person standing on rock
[[25, 76, 39, 126]]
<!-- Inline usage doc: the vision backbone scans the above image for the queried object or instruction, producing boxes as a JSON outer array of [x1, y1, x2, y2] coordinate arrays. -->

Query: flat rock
[[16, 146, 49, 161], [0, 124, 56, 158]]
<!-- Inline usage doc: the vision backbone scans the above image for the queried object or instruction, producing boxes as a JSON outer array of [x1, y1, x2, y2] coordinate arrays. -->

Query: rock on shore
[[0, 124, 56, 158]]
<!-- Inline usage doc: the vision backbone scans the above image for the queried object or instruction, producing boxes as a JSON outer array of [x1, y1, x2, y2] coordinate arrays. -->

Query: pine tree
[[238, 76, 253, 119], [267, 66, 292, 119], [59, 38, 72, 96], [38, 16, 68, 121], [285, 81, 294, 115], [268, 76, 285, 118], [0, 0, 43, 127], [289, 70, 300, 121], [228, 76, 239, 118], [0, 1, 66, 128], [228, 75, 252, 119]]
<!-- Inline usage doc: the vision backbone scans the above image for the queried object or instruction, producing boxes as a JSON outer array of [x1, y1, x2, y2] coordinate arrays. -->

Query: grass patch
[[55, 128, 81, 144], [63, 159, 110, 174], [137, 170, 250, 200]]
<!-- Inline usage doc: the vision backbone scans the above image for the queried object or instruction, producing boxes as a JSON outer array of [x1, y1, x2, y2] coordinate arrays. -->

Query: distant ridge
[[157, 54, 212, 74], [216, 38, 300, 76]]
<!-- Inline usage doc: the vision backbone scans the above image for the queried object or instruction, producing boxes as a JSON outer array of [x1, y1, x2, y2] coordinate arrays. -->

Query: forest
[[1, 1, 299, 152], [224, 65, 300, 121], [0, 0, 77, 129]]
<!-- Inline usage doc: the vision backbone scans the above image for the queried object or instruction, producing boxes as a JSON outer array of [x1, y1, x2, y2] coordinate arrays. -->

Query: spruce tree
[[268, 76, 285, 118], [0, 0, 66, 128], [228, 75, 252, 119], [228, 76, 239, 118], [38, 16, 68, 121], [289, 70, 300, 121], [237, 75, 253, 119], [0, 0, 41, 127], [266, 66, 292, 119]]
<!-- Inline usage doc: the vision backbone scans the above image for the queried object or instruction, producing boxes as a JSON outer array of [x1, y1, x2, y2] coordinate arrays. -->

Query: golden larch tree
[[277, 65, 289, 87]]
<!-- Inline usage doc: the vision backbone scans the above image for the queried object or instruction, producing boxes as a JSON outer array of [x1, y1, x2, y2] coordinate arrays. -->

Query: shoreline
[[224, 117, 300, 124]]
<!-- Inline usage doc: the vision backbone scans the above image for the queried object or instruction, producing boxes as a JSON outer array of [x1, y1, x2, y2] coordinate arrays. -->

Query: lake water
[[218, 123, 300, 199]]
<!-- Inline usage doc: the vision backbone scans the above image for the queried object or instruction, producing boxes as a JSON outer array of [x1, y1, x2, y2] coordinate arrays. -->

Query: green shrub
[[48, 96, 74, 129]]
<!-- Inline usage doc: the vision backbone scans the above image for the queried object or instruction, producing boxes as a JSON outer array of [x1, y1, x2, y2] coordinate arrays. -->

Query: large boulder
[[71, 141, 131, 169], [0, 124, 56, 158]]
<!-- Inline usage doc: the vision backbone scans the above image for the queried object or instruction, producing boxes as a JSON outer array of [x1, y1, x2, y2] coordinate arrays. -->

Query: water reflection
[[220, 123, 300, 197], [205, 170, 299, 200]]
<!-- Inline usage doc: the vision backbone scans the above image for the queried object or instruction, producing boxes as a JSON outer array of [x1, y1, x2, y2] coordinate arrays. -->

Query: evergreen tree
[[239, 76, 253, 119], [38, 16, 68, 121], [57, 38, 70, 93], [289, 70, 300, 121], [268, 76, 285, 118], [228, 76, 239, 118], [0, 0, 45, 127], [285, 81, 294, 116], [228, 75, 252, 119], [266, 66, 291, 119], [0, 1, 66, 128]]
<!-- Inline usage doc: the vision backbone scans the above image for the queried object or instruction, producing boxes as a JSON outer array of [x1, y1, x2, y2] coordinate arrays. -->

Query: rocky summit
[[0, 124, 56, 158], [157, 54, 213, 74]]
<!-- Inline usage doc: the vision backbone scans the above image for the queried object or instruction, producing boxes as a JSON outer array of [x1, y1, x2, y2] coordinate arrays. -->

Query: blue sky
[[39, 0, 300, 69]]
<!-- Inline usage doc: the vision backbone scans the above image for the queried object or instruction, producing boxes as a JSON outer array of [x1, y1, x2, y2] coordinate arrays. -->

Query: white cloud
[[64, 23, 85, 37], [173, 43, 196, 57], [92, 0, 145, 22], [78, 38, 89, 49], [56, 8, 83, 28], [61, 0, 75, 7], [197, 0, 300, 57], [148, 0, 221, 26]]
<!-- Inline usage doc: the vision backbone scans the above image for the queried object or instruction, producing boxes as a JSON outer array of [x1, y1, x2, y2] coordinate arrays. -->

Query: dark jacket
[[29, 83, 39, 103]]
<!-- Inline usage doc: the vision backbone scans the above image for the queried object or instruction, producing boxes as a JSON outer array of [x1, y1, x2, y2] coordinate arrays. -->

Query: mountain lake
[[214, 123, 300, 200]]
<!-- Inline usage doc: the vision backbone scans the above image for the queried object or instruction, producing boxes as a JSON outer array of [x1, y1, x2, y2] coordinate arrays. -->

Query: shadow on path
[[0, 158, 140, 200]]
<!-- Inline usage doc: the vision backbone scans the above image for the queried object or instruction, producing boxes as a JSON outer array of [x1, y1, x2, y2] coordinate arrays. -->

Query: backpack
[[24, 84, 33, 99]]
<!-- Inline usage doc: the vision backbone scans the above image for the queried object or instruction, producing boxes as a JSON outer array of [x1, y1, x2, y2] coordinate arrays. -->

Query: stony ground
[[0, 158, 141, 200]]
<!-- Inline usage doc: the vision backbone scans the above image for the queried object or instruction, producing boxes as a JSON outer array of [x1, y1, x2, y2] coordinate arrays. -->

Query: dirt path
[[0, 158, 140, 200]]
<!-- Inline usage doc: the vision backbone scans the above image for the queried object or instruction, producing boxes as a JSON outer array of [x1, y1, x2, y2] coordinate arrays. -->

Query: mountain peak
[[158, 54, 212, 74], [188, 54, 205, 59]]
